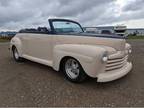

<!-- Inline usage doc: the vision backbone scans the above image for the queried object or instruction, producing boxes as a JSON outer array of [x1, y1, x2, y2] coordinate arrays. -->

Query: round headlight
[[102, 52, 108, 62], [128, 49, 132, 54], [102, 56, 108, 62]]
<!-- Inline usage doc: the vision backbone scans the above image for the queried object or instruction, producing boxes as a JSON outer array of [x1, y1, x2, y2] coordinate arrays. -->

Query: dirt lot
[[0, 40, 144, 107]]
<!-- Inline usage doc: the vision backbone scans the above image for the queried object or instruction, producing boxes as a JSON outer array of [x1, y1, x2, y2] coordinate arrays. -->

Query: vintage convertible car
[[10, 19, 132, 83]]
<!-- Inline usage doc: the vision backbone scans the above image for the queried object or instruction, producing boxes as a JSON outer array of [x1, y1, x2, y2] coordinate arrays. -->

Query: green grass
[[0, 37, 11, 42], [127, 35, 144, 39]]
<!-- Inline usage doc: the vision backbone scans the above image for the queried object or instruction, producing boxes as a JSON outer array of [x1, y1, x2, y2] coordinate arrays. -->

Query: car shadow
[[10, 57, 133, 89]]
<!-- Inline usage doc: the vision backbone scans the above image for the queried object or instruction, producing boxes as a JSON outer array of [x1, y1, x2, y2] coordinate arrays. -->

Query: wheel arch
[[59, 56, 81, 72], [53, 51, 97, 78]]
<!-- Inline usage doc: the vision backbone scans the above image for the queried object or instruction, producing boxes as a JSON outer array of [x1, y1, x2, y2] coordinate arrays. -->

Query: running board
[[22, 54, 53, 67]]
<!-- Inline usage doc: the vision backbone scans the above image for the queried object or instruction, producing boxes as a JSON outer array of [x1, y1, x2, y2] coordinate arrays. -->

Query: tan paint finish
[[10, 33, 132, 82], [54, 35, 126, 51]]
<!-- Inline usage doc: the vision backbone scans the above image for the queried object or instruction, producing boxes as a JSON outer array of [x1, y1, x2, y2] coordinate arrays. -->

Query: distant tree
[[136, 30, 139, 35]]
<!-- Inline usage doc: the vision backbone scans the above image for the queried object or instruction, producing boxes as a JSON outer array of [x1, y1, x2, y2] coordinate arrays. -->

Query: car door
[[26, 33, 53, 61]]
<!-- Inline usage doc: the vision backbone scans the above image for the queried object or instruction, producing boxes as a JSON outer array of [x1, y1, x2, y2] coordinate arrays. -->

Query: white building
[[84, 26, 127, 36], [84, 26, 144, 36]]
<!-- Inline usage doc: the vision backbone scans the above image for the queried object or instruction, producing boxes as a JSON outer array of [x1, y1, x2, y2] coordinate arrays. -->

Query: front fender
[[10, 36, 22, 57], [53, 44, 108, 78]]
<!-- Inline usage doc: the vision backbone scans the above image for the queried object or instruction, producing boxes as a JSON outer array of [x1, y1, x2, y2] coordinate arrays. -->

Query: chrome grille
[[106, 55, 128, 71]]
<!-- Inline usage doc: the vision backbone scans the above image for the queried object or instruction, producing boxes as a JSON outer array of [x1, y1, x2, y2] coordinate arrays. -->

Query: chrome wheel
[[14, 48, 19, 60], [65, 59, 80, 79], [12, 47, 23, 62]]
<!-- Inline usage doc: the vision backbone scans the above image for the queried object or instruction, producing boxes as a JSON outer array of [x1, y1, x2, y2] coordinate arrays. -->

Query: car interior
[[19, 27, 50, 34]]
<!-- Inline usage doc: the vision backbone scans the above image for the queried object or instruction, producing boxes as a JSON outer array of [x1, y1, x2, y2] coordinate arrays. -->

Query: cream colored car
[[10, 19, 132, 83]]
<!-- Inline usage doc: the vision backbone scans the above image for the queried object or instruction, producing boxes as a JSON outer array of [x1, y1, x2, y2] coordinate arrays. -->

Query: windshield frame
[[48, 19, 84, 34]]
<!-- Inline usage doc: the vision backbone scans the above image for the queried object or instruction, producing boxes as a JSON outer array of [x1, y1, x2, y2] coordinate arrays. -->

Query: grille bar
[[106, 62, 127, 71], [107, 55, 128, 64], [106, 54, 128, 72], [106, 59, 127, 67]]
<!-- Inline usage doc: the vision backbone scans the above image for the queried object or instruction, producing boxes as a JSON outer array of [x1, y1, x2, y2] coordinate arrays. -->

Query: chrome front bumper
[[97, 62, 132, 82]]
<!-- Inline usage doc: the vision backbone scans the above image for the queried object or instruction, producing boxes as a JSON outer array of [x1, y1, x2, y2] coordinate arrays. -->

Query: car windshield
[[52, 21, 83, 33]]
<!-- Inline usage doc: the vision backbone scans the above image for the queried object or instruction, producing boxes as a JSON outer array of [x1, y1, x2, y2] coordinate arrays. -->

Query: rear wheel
[[12, 47, 23, 62], [62, 58, 87, 83]]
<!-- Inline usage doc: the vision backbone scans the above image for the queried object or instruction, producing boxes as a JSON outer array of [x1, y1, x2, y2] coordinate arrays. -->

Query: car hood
[[78, 32, 125, 39], [60, 32, 125, 39], [55, 32, 126, 52], [96, 45, 117, 55]]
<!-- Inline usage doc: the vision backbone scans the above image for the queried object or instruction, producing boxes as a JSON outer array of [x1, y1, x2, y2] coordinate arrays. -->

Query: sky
[[0, 0, 144, 31]]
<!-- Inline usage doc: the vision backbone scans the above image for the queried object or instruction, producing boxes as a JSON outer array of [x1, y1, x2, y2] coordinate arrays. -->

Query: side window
[[52, 21, 83, 33], [53, 22, 75, 33]]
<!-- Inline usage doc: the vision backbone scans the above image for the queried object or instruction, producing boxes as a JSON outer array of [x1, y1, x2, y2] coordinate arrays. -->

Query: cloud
[[122, 0, 144, 12], [0, 0, 144, 30]]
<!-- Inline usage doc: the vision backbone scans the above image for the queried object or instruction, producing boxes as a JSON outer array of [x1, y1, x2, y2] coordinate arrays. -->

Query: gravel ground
[[0, 40, 144, 107]]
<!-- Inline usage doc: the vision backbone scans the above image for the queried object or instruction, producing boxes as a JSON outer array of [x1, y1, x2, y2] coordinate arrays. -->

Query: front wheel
[[62, 58, 87, 83], [12, 47, 23, 62]]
